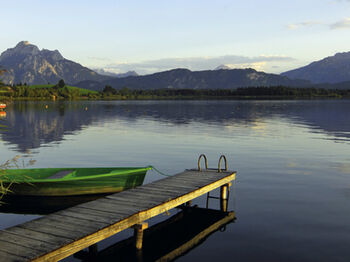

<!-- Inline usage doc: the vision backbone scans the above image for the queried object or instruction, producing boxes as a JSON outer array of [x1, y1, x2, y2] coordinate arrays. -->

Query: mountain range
[[0, 41, 109, 85], [75, 68, 310, 91], [1, 41, 350, 90], [92, 68, 138, 78], [282, 52, 350, 84]]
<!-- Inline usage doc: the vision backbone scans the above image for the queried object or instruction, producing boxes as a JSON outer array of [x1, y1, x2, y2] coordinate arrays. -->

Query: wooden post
[[220, 184, 228, 200], [185, 200, 192, 206], [88, 244, 98, 255], [133, 222, 148, 250], [220, 184, 229, 212]]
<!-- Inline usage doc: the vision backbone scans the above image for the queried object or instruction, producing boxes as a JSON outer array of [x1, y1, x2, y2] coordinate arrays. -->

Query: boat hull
[[2, 167, 149, 196]]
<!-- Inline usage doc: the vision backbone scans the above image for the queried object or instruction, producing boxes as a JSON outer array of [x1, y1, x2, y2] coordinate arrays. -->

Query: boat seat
[[48, 170, 74, 179]]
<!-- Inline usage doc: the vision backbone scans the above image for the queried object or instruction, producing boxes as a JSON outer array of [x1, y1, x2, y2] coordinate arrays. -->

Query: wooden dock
[[0, 168, 236, 262]]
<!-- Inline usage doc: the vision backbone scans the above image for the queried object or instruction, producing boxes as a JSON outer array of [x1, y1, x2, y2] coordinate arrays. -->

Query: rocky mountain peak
[[16, 41, 31, 47], [282, 51, 350, 84], [332, 51, 350, 60], [41, 49, 64, 61], [215, 64, 232, 70], [0, 41, 40, 61], [0, 41, 109, 85], [13, 41, 39, 54]]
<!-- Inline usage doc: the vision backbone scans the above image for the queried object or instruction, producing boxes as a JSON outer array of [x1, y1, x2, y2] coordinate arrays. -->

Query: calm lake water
[[0, 100, 350, 261]]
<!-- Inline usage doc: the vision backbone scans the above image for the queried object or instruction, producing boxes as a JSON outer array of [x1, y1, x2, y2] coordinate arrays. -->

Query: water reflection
[[74, 207, 235, 262], [0, 100, 349, 262], [1, 100, 350, 153], [0, 195, 106, 215]]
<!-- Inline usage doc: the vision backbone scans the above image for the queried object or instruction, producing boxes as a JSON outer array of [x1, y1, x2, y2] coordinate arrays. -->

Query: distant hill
[[93, 68, 138, 78], [215, 64, 232, 70], [0, 41, 110, 85], [282, 52, 350, 84], [76, 68, 311, 91]]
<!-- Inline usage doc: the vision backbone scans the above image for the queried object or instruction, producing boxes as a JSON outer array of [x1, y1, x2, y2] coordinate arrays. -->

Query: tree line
[[0, 80, 100, 100], [1, 79, 350, 100], [100, 85, 350, 99]]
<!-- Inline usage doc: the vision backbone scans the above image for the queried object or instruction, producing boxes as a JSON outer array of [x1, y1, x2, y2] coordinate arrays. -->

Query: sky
[[1, 0, 350, 75]]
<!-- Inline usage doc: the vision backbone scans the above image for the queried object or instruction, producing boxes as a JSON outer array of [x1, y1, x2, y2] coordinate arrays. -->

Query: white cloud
[[287, 24, 298, 30], [98, 55, 295, 75], [287, 21, 322, 30], [330, 17, 350, 29], [328, 0, 350, 4], [87, 57, 111, 61], [288, 17, 350, 31]]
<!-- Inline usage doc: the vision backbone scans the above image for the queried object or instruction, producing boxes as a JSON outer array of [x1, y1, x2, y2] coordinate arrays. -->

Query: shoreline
[[1, 95, 350, 102]]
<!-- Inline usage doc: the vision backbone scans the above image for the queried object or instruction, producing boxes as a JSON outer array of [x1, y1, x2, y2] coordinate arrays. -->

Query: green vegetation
[[0, 69, 5, 86], [0, 156, 36, 204], [28, 84, 98, 95], [0, 79, 99, 101], [1, 79, 350, 101], [99, 86, 350, 100]]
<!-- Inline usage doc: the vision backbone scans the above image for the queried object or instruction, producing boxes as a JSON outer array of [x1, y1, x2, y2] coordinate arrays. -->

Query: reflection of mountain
[[1, 100, 350, 153], [279, 101, 350, 138], [1, 101, 113, 152]]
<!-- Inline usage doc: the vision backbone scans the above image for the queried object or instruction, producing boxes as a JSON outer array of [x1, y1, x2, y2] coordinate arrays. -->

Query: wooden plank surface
[[0, 169, 236, 262]]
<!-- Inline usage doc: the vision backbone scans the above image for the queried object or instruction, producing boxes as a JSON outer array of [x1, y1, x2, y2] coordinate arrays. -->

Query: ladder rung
[[207, 196, 220, 199]]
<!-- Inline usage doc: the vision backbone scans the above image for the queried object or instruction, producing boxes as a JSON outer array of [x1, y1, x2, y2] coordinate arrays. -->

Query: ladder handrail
[[218, 155, 227, 173], [198, 154, 208, 171]]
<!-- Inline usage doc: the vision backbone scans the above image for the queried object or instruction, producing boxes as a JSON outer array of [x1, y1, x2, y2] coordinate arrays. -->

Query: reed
[[0, 155, 36, 204], [0, 155, 21, 203]]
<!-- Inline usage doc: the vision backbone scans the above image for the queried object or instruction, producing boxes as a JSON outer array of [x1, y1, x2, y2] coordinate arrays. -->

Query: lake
[[0, 100, 350, 261]]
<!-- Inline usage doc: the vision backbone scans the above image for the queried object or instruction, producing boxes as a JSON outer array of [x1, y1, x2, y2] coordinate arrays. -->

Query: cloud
[[287, 21, 322, 30], [87, 56, 111, 61], [332, 162, 350, 174], [330, 17, 350, 29], [288, 17, 350, 31], [99, 55, 295, 75], [328, 0, 350, 4]]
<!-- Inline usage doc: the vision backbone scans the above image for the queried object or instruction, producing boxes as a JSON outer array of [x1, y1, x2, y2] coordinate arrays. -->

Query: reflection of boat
[[74, 207, 236, 262], [0, 194, 107, 215], [0, 111, 5, 118], [2, 167, 150, 196]]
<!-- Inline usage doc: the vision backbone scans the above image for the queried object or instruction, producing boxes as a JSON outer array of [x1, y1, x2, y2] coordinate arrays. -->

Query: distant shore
[[2, 95, 350, 102], [1, 85, 350, 101]]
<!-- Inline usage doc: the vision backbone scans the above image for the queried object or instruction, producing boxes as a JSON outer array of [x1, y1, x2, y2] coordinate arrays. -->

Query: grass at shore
[[1, 85, 350, 101], [28, 84, 98, 95]]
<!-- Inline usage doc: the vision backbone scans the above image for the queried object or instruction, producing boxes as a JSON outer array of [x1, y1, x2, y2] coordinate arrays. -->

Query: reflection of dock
[[75, 207, 235, 262], [0, 156, 236, 261]]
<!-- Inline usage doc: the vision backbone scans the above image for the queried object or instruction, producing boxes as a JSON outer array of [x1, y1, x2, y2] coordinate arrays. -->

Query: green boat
[[0, 166, 151, 196]]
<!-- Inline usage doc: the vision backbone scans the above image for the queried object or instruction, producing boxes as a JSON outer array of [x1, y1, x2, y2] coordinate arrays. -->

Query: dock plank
[[18, 223, 78, 240], [4, 227, 71, 245], [0, 169, 236, 262], [0, 240, 41, 260], [55, 209, 122, 224], [0, 231, 57, 253], [49, 214, 108, 229], [0, 250, 26, 262], [35, 215, 105, 232], [78, 199, 141, 215]]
